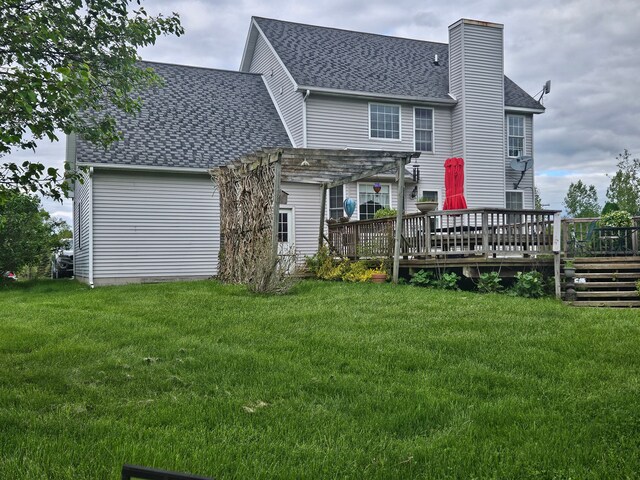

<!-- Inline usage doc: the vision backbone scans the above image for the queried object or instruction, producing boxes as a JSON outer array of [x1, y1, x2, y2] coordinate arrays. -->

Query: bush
[[512, 271, 546, 298], [600, 210, 633, 228], [636, 279, 640, 297], [342, 261, 373, 283], [437, 272, 461, 290], [477, 272, 503, 293], [409, 269, 435, 287], [245, 241, 299, 295], [373, 207, 397, 219], [305, 246, 332, 276]]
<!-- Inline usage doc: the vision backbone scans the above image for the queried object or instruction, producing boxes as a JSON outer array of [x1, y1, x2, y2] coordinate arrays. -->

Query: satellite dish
[[510, 156, 533, 172], [510, 156, 533, 189]]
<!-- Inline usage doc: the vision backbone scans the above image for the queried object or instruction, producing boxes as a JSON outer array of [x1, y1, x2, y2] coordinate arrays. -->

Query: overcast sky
[[7, 0, 640, 221]]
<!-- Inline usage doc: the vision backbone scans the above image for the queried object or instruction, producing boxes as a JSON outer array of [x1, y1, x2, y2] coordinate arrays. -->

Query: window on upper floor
[[507, 115, 525, 157], [369, 104, 400, 140], [414, 108, 433, 152], [358, 183, 390, 220], [328, 186, 345, 220]]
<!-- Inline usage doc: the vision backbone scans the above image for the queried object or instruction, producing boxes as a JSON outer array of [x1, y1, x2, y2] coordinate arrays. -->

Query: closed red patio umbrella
[[442, 157, 467, 210]]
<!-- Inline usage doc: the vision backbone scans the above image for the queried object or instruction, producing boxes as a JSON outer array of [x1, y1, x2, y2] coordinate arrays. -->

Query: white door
[[277, 208, 295, 256]]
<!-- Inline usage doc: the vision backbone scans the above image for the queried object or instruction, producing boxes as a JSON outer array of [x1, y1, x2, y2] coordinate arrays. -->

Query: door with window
[[277, 208, 294, 256]]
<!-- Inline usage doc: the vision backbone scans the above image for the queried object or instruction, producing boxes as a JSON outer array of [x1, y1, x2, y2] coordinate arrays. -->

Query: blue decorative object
[[343, 197, 356, 218]]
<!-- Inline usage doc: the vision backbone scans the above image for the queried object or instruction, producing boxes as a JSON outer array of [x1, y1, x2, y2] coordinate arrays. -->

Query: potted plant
[[325, 217, 337, 225], [564, 259, 576, 278], [370, 262, 387, 283], [416, 196, 438, 213]]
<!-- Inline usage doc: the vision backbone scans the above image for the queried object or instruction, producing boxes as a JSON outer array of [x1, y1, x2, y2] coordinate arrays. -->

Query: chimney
[[448, 19, 505, 208]]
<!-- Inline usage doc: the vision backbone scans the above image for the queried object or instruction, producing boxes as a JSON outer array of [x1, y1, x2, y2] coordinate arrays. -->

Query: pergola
[[210, 147, 420, 284]]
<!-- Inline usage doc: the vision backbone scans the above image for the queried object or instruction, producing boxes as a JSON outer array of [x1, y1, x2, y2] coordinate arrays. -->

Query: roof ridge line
[[139, 59, 261, 75], [252, 16, 449, 46]]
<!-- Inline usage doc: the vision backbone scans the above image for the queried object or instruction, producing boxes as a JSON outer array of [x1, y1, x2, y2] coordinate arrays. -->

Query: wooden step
[[575, 281, 638, 288], [573, 263, 640, 270], [576, 272, 640, 279], [572, 256, 640, 263], [568, 300, 640, 308], [576, 291, 639, 298]]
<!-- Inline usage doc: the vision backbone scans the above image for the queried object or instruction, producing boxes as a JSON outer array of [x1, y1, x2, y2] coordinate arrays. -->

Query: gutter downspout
[[302, 89, 310, 148], [88, 167, 94, 288]]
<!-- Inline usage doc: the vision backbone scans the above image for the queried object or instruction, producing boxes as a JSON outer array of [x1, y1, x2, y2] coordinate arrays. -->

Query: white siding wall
[[449, 20, 506, 208], [281, 182, 322, 259], [504, 113, 535, 208], [307, 94, 453, 215], [91, 170, 219, 284], [73, 172, 91, 282], [249, 33, 303, 146]]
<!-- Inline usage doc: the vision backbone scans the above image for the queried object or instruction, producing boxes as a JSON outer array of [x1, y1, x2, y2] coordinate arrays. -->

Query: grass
[[1, 279, 639, 479]]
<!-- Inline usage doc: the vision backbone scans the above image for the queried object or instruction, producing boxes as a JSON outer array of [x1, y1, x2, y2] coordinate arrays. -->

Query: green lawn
[[1, 280, 639, 479]]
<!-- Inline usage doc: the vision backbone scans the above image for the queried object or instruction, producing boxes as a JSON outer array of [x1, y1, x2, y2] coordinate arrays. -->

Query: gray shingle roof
[[76, 62, 292, 169], [253, 17, 543, 110]]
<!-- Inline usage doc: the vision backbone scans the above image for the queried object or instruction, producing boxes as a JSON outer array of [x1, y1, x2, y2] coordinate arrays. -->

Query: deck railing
[[562, 216, 640, 256], [327, 208, 561, 259]]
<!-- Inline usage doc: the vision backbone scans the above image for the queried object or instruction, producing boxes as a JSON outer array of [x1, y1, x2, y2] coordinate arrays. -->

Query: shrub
[[305, 246, 332, 276], [322, 259, 350, 281], [636, 279, 640, 297], [437, 272, 461, 290], [373, 207, 397, 219], [477, 272, 503, 293], [512, 271, 546, 298], [246, 242, 299, 295], [600, 210, 633, 228], [409, 269, 435, 287], [342, 261, 373, 283]]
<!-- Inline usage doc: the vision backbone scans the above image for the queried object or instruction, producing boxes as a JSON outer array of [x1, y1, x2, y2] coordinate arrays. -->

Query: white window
[[369, 103, 400, 140], [506, 190, 524, 210], [506, 190, 524, 223], [358, 183, 390, 220], [328, 186, 344, 220], [421, 190, 438, 203], [507, 115, 525, 157], [414, 107, 433, 152]]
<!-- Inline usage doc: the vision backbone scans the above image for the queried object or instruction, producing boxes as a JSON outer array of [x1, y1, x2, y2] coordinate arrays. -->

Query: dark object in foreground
[[121, 464, 213, 480]]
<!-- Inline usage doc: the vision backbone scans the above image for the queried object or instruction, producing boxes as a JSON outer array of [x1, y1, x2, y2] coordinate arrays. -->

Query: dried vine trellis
[[212, 155, 277, 284]]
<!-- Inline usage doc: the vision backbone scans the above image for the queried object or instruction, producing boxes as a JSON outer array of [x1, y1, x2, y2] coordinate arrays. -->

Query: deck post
[[482, 210, 489, 258], [392, 157, 407, 284], [318, 183, 327, 250], [271, 153, 282, 261], [553, 211, 562, 299]]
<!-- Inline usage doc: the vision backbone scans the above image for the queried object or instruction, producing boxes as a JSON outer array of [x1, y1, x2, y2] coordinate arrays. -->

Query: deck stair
[[564, 257, 640, 307]]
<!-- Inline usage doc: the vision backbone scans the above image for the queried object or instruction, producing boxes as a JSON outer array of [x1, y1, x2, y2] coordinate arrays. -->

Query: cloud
[[3, 0, 639, 219]]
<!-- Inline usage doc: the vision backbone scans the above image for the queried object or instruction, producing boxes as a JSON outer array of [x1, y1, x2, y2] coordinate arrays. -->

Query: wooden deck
[[328, 208, 561, 262]]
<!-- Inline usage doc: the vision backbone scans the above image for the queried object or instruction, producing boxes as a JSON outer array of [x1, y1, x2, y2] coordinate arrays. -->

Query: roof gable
[[252, 17, 543, 110], [76, 62, 292, 169]]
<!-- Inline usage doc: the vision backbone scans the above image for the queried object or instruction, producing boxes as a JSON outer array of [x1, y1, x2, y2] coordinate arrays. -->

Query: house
[[70, 17, 545, 286]]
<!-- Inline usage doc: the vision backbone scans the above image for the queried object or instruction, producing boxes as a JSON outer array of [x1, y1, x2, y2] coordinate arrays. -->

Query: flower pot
[[564, 268, 576, 279], [416, 201, 438, 213], [371, 273, 387, 283]]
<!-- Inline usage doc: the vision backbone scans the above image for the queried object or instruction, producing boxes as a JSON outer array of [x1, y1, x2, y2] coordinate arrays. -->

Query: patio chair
[[571, 221, 596, 256]]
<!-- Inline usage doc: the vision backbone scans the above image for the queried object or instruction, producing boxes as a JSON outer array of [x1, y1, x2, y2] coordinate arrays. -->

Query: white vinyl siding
[[507, 115, 525, 157], [448, 20, 505, 208], [369, 103, 401, 140], [73, 172, 91, 281], [414, 107, 434, 152], [91, 170, 219, 283], [248, 33, 303, 146], [280, 182, 322, 261]]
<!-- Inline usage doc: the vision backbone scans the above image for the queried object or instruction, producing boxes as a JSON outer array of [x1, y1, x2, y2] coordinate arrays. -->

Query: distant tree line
[[563, 150, 640, 218]]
